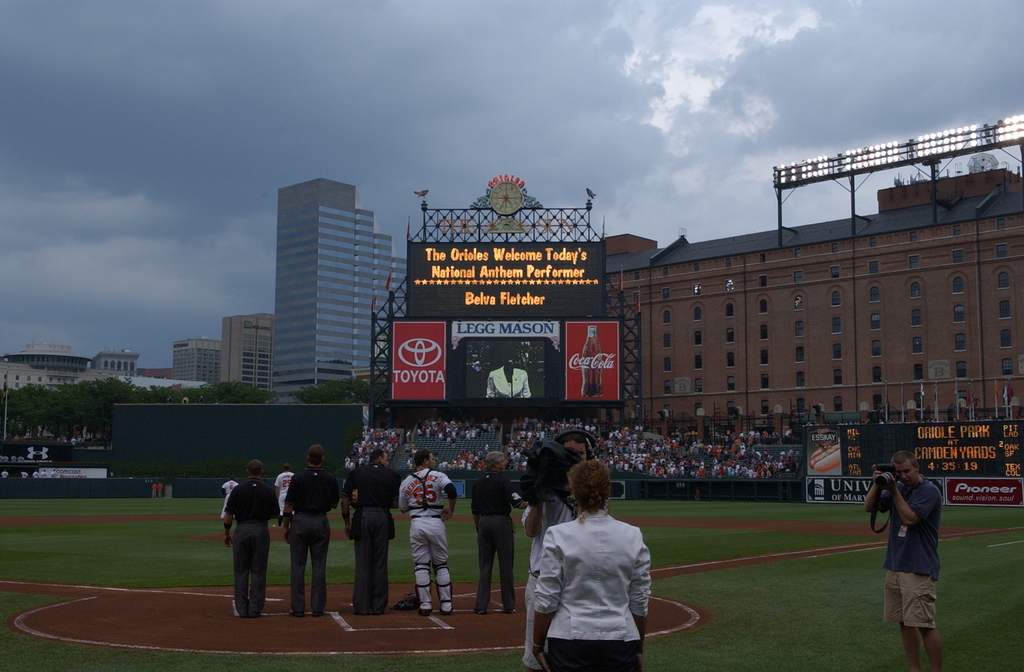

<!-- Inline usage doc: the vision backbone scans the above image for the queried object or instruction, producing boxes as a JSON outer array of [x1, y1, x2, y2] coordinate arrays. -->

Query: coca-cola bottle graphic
[[580, 325, 603, 397]]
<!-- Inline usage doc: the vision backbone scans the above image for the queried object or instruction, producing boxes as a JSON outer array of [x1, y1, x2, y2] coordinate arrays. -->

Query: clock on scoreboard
[[811, 422, 1023, 478]]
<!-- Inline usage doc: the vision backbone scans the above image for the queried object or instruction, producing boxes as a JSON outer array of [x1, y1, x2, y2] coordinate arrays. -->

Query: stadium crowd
[[347, 418, 801, 478]]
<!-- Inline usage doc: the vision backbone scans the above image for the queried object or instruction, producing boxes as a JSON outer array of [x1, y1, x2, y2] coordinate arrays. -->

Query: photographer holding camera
[[863, 450, 943, 672]]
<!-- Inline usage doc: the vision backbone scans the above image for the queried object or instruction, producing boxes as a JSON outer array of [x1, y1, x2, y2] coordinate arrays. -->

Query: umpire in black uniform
[[223, 459, 279, 618], [282, 444, 340, 617], [472, 451, 526, 614], [341, 447, 401, 615]]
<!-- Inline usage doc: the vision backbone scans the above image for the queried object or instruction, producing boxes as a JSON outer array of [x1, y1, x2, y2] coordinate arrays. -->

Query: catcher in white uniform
[[274, 464, 294, 526], [399, 448, 458, 616]]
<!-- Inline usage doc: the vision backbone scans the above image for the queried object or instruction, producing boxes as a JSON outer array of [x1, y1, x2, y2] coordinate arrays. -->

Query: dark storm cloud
[[1, 0, 1022, 366]]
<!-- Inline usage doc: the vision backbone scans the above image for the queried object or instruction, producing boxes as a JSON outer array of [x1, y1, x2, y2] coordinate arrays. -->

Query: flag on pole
[[385, 271, 393, 293], [1003, 382, 1010, 406], [2, 373, 7, 401], [967, 382, 975, 421], [954, 379, 960, 420], [634, 291, 641, 314], [602, 216, 606, 238], [920, 381, 925, 409], [996, 379, 1002, 419], [901, 383, 905, 422], [933, 382, 939, 421], [371, 289, 376, 312], [406, 217, 411, 240], [618, 270, 623, 292]]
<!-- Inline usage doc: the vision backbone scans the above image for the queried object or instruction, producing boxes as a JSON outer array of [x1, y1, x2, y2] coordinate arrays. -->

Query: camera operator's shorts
[[884, 570, 937, 628]]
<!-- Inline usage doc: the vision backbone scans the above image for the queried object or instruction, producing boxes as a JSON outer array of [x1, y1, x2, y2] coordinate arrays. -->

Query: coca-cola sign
[[392, 321, 447, 400], [564, 321, 620, 401]]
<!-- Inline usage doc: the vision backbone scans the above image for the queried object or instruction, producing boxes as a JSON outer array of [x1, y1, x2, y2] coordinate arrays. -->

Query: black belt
[[412, 514, 442, 519], [294, 511, 328, 515], [359, 506, 389, 511], [237, 520, 268, 525], [480, 513, 509, 517]]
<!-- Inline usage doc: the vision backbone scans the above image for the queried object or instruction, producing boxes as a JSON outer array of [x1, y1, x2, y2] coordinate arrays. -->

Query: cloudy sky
[[2, 1, 1022, 368]]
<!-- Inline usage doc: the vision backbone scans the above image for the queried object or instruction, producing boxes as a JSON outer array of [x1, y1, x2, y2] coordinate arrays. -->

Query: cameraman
[[863, 450, 943, 672], [521, 429, 593, 672]]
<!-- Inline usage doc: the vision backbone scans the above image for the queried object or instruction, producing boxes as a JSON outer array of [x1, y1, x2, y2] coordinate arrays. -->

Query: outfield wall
[[111, 403, 365, 467], [166, 473, 805, 502], [0, 478, 160, 499]]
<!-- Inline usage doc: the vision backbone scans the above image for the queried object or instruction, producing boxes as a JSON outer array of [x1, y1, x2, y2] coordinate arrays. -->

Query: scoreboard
[[405, 241, 605, 318], [807, 422, 1023, 478]]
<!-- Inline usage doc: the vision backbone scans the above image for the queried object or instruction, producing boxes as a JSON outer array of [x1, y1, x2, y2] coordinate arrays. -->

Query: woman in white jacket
[[531, 460, 652, 672]]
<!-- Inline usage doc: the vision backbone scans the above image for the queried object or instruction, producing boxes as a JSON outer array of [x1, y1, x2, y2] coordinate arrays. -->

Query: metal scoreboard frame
[[368, 175, 643, 419], [803, 422, 1024, 507]]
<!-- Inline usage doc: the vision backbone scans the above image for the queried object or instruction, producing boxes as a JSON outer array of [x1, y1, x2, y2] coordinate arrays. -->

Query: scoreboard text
[[405, 242, 605, 318], [821, 422, 1023, 478]]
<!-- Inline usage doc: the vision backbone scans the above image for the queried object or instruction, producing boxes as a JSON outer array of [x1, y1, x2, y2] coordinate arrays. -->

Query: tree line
[[2, 377, 369, 441]]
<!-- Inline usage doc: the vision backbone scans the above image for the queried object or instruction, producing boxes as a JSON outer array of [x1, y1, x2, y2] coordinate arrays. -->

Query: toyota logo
[[398, 338, 442, 367]]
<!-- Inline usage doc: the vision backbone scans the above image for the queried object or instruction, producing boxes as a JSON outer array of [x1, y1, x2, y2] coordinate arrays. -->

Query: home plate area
[[11, 582, 701, 656]]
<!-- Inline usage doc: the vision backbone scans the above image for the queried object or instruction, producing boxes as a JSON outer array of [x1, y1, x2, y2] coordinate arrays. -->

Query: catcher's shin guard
[[433, 561, 452, 613], [415, 562, 433, 608]]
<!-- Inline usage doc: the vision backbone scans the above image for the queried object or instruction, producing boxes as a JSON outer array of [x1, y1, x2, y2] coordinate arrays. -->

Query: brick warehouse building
[[609, 167, 1023, 431]]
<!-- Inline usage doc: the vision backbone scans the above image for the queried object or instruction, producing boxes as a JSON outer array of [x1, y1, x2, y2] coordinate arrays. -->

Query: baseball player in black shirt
[[472, 451, 526, 614], [282, 444, 340, 617], [223, 459, 279, 618]]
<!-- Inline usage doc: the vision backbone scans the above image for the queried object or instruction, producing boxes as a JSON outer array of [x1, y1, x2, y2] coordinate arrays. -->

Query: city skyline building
[[273, 178, 404, 402], [171, 337, 221, 385], [220, 313, 274, 391]]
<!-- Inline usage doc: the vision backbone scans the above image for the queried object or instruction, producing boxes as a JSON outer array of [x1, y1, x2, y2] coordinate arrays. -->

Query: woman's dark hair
[[566, 459, 611, 514]]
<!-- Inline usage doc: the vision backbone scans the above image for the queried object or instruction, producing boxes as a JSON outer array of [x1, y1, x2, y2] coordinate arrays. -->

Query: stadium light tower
[[771, 114, 1024, 245]]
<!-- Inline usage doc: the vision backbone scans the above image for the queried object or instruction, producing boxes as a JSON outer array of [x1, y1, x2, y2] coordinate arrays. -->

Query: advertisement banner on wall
[[564, 321, 619, 401], [945, 478, 1023, 506], [392, 321, 447, 400], [805, 476, 874, 504]]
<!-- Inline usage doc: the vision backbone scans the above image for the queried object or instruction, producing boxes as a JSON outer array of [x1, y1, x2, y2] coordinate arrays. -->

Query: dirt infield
[[1, 514, 997, 656]]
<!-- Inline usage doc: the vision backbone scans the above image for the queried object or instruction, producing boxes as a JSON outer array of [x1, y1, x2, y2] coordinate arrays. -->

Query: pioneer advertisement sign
[[944, 478, 1023, 506]]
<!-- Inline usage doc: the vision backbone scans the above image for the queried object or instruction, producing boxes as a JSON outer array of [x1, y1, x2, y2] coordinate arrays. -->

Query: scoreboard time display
[[405, 241, 605, 318], [822, 422, 1023, 478]]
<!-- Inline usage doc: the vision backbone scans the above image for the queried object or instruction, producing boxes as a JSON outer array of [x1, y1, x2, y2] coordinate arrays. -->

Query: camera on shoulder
[[873, 463, 897, 487]]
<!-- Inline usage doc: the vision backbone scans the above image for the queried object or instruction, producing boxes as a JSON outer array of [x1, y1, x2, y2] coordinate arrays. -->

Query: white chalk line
[[650, 527, 1009, 577], [987, 539, 1024, 547]]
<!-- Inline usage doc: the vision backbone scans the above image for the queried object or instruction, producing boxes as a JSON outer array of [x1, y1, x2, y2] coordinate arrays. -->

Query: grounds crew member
[[399, 448, 458, 616], [282, 444, 339, 617], [223, 459, 279, 618], [341, 448, 401, 615]]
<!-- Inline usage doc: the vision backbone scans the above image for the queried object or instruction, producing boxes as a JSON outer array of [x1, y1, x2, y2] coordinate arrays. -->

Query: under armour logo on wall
[[25, 447, 49, 460]]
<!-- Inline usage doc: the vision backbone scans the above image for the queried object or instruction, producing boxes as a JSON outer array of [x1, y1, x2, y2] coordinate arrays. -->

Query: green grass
[[1, 499, 1021, 671]]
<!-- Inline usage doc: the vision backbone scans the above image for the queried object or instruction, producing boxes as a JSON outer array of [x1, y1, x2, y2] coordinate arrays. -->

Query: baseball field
[[1, 498, 1021, 671]]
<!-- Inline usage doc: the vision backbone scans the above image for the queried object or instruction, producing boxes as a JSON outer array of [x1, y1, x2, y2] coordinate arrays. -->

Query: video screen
[[462, 339, 547, 399]]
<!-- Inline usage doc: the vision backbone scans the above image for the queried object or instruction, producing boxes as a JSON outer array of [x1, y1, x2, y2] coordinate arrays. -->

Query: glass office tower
[[273, 179, 404, 402]]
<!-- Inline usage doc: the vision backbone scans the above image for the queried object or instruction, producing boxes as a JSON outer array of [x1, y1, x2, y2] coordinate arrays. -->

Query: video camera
[[518, 429, 596, 506]]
